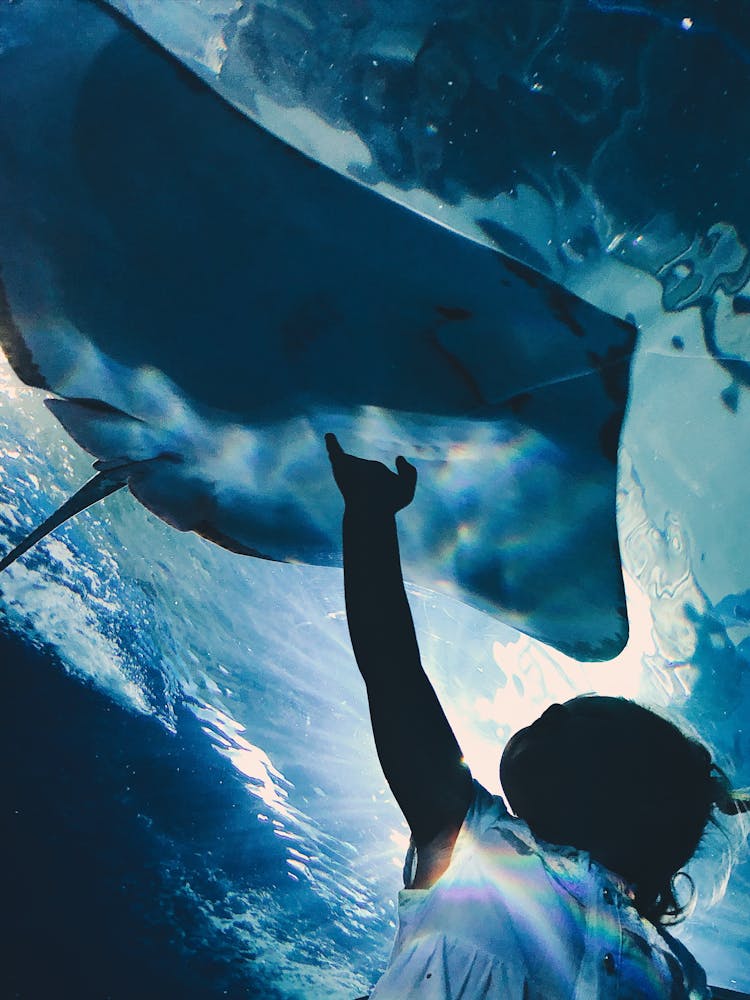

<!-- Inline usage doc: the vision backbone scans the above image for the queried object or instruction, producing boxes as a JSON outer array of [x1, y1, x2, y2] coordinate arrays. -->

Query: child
[[325, 433, 747, 999]]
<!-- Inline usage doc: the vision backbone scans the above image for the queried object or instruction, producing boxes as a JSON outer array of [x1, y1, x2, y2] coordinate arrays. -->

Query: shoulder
[[447, 778, 511, 836], [408, 781, 513, 889]]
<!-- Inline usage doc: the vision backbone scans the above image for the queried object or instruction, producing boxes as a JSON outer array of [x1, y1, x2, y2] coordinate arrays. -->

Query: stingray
[[0, 0, 634, 659]]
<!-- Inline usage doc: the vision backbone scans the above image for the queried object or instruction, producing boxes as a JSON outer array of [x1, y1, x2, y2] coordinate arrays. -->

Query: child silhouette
[[326, 433, 747, 999]]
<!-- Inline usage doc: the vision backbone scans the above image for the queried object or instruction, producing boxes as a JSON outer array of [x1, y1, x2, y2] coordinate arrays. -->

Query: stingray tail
[[0, 459, 146, 573]]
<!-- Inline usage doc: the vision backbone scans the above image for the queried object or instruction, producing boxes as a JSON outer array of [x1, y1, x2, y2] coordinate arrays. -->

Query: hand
[[326, 433, 417, 514]]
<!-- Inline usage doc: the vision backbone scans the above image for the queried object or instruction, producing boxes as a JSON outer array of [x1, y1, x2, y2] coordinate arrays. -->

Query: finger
[[325, 433, 345, 463], [395, 455, 417, 488]]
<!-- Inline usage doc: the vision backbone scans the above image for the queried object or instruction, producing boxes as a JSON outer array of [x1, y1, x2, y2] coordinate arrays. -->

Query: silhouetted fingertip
[[325, 432, 342, 455]]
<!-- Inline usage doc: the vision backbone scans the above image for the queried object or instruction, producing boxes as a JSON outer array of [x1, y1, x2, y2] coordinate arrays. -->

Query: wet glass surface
[[1, 1, 749, 995]]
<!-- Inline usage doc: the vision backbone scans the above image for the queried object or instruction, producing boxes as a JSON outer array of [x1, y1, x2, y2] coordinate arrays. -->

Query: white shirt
[[369, 781, 709, 999]]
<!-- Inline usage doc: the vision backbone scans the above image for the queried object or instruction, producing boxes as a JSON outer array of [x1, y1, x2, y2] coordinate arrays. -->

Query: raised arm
[[326, 434, 472, 875]]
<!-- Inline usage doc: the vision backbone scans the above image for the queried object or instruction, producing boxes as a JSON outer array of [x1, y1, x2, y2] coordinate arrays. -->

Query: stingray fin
[[0, 452, 186, 572], [0, 469, 130, 573]]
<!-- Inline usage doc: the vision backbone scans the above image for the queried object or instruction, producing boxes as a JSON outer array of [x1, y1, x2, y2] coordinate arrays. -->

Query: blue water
[[2, 0, 750, 996], [2, 348, 749, 996], [4, 625, 289, 998]]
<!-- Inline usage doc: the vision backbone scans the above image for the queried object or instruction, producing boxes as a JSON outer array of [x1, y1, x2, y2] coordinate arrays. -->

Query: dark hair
[[503, 696, 747, 925], [606, 704, 748, 925]]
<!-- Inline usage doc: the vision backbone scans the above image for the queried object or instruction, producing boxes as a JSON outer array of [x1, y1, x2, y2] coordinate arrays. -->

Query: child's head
[[499, 695, 746, 924]]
